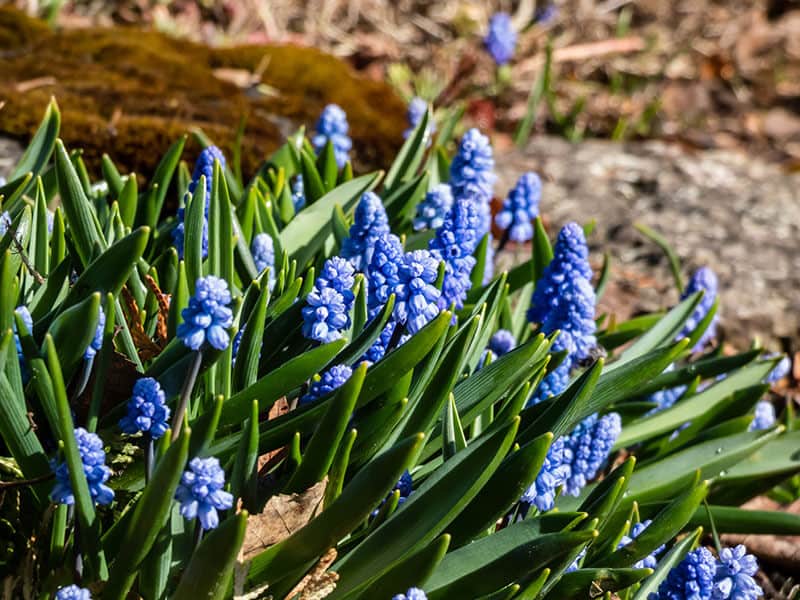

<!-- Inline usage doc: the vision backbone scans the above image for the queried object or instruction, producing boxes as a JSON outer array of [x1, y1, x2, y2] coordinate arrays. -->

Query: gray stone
[[495, 136, 800, 349]]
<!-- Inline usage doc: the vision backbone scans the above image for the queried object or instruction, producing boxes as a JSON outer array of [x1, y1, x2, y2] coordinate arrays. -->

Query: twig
[[0, 472, 54, 490], [7, 223, 46, 285]]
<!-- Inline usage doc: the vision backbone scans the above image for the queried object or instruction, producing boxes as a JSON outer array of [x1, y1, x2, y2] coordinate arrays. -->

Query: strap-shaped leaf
[[104, 428, 190, 599], [233, 281, 271, 392], [442, 393, 467, 460], [10, 97, 60, 182], [280, 172, 381, 268], [184, 175, 207, 293], [687, 504, 800, 535], [140, 135, 186, 229], [632, 527, 703, 600], [334, 293, 395, 366], [301, 147, 327, 204], [247, 433, 425, 586], [285, 362, 367, 492], [47, 292, 101, 380], [220, 339, 347, 427], [331, 417, 520, 597], [173, 511, 248, 600], [383, 106, 430, 193], [545, 567, 653, 599]]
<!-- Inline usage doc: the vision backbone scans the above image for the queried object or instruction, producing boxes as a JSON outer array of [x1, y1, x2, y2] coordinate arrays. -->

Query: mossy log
[[0, 7, 405, 178]]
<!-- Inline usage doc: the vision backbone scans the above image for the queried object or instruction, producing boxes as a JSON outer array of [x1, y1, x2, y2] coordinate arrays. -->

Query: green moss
[[0, 7, 405, 179]]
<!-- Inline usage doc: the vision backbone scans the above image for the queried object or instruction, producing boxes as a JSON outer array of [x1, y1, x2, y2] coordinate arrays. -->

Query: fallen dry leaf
[[240, 477, 328, 562], [284, 548, 338, 600], [120, 286, 163, 361], [143, 274, 170, 345]]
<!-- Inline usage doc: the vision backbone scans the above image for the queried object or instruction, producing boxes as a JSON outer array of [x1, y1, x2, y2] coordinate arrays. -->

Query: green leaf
[[426, 527, 596, 599], [220, 339, 347, 427], [447, 433, 554, 548], [546, 568, 653, 599], [301, 148, 327, 204], [233, 281, 271, 391], [615, 359, 778, 448], [318, 139, 339, 191], [324, 428, 357, 509], [231, 400, 260, 508], [31, 178, 50, 278], [331, 417, 521, 597], [247, 433, 425, 586], [10, 97, 60, 182], [632, 528, 702, 600], [285, 362, 367, 492], [173, 511, 248, 600], [384, 107, 431, 192], [54, 139, 105, 266], [532, 217, 553, 283], [118, 173, 138, 229], [280, 172, 381, 268], [101, 154, 124, 198], [443, 393, 467, 460], [353, 534, 451, 600], [184, 176, 207, 293], [335, 294, 395, 367], [687, 504, 800, 535], [104, 428, 190, 599], [47, 292, 100, 379], [635, 223, 683, 292], [45, 335, 107, 579], [142, 135, 186, 229]]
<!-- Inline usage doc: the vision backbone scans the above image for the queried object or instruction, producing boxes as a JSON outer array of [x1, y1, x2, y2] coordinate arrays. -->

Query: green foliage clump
[[0, 98, 798, 600]]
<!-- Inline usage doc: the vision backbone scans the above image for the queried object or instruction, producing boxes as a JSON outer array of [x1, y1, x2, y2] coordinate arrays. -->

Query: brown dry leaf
[[120, 286, 163, 361], [240, 477, 328, 562], [284, 548, 338, 600], [143, 274, 170, 345]]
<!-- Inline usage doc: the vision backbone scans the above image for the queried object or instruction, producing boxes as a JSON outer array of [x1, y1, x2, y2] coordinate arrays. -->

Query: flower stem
[[171, 350, 202, 441], [73, 356, 94, 400], [145, 438, 154, 483]]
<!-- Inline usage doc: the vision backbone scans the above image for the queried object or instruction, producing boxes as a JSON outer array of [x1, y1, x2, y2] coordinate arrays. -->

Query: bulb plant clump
[[0, 97, 797, 600]]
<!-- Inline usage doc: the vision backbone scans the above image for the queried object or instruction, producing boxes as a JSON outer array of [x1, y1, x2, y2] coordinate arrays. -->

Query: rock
[[495, 135, 800, 349], [0, 7, 405, 179]]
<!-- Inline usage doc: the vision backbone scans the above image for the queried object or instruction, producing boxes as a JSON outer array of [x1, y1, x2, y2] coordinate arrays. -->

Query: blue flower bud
[[485, 12, 517, 65], [177, 276, 234, 351], [51, 428, 114, 507], [175, 456, 234, 531], [312, 104, 352, 168]]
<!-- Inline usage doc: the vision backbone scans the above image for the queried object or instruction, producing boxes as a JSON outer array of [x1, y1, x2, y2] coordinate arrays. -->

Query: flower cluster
[[177, 276, 234, 351], [84, 306, 105, 361], [651, 547, 717, 600], [647, 366, 687, 414], [312, 104, 352, 168], [404, 96, 436, 141], [55, 585, 92, 600], [617, 520, 665, 569], [397, 250, 442, 334], [251, 232, 275, 276], [765, 354, 791, 383], [51, 428, 114, 506], [292, 175, 306, 212], [414, 184, 453, 232], [489, 329, 516, 357], [342, 192, 391, 270], [449, 128, 496, 230], [521, 436, 568, 511], [528, 222, 597, 401], [173, 146, 226, 259], [373, 470, 413, 517], [0, 211, 11, 236], [429, 197, 480, 311], [301, 364, 353, 404], [677, 267, 719, 351], [392, 588, 427, 600], [119, 377, 171, 439], [175, 456, 234, 531], [651, 545, 762, 600], [302, 256, 356, 343], [485, 12, 517, 65], [561, 413, 621, 497], [749, 400, 775, 431], [495, 172, 542, 243]]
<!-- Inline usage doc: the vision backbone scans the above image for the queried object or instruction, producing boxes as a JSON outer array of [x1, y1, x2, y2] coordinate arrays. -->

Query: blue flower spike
[[301, 364, 353, 404], [302, 256, 356, 344], [54, 585, 92, 600], [84, 306, 105, 361], [392, 588, 427, 600], [312, 104, 352, 168], [119, 377, 171, 440], [712, 545, 762, 600], [177, 276, 234, 351], [495, 171, 542, 244], [678, 267, 719, 352], [51, 428, 114, 507], [342, 191, 391, 270], [175, 456, 234, 531], [404, 96, 436, 141], [485, 12, 517, 66], [414, 184, 453, 232], [649, 547, 717, 600]]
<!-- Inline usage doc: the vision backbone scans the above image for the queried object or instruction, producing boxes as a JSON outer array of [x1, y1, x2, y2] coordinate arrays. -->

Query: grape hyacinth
[[649, 547, 717, 600], [677, 267, 719, 352], [396, 250, 442, 334], [312, 104, 352, 168], [712, 545, 762, 600], [617, 520, 665, 569], [119, 377, 171, 440], [561, 413, 621, 496], [521, 436, 568, 511], [177, 276, 234, 351], [342, 192, 391, 270], [0, 211, 11, 236], [647, 366, 687, 414], [484, 12, 517, 66], [392, 588, 427, 600], [404, 96, 436, 141], [84, 306, 106, 361], [172, 146, 226, 259], [449, 128, 496, 229], [414, 184, 453, 231], [363, 319, 399, 363], [765, 354, 791, 383], [429, 197, 480, 311], [300, 364, 353, 404], [373, 470, 413, 517], [529, 355, 572, 405], [175, 456, 234, 531], [367, 234, 405, 313], [51, 428, 114, 506], [54, 585, 91, 600], [495, 172, 542, 243], [489, 329, 516, 357], [749, 400, 775, 431], [291, 175, 306, 212], [251, 232, 275, 276], [302, 257, 356, 344], [13, 305, 32, 381]]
